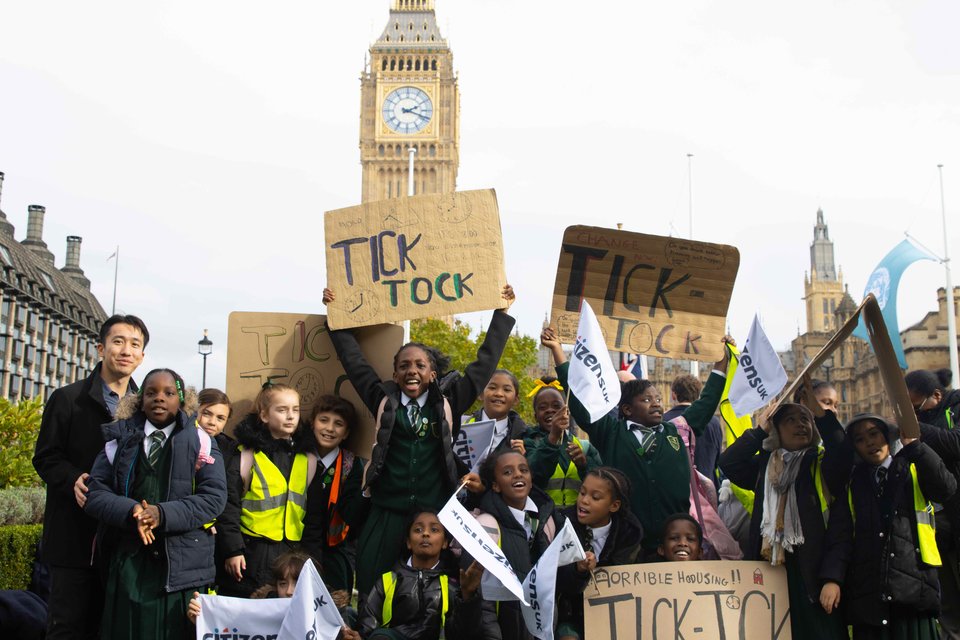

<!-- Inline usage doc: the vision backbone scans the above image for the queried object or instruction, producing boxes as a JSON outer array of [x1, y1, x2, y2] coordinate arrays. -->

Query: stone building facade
[[0, 172, 107, 401]]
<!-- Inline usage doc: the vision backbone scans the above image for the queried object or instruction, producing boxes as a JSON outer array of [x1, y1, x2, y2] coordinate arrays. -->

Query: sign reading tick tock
[[324, 189, 508, 330]]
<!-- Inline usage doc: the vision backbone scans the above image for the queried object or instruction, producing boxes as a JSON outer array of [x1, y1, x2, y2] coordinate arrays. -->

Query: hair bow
[[526, 379, 564, 398]]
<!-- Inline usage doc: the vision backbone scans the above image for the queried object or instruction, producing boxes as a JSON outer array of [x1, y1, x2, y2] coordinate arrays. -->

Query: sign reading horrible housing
[[324, 189, 507, 329], [551, 226, 740, 362], [584, 561, 791, 640], [225, 311, 403, 456]]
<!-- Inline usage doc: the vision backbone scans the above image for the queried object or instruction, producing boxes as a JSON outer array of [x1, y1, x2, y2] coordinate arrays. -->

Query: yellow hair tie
[[526, 379, 564, 398]]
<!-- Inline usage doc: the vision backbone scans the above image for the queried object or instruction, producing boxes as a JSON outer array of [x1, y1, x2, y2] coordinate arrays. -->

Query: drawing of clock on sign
[[343, 288, 380, 324], [437, 193, 472, 224], [382, 86, 433, 134]]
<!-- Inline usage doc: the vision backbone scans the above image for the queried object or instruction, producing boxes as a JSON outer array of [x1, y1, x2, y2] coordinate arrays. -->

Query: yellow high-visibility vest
[[381, 571, 449, 628], [546, 436, 585, 507], [847, 462, 941, 567], [240, 449, 309, 542]]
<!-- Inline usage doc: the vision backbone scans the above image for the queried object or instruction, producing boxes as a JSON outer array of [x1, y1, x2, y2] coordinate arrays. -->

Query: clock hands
[[401, 106, 424, 115]]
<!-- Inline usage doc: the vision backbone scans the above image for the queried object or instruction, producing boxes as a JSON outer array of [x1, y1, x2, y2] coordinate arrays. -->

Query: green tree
[[0, 397, 43, 488], [411, 317, 540, 421]]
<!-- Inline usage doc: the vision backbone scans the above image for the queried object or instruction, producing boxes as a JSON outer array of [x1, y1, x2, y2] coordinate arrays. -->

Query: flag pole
[[937, 165, 959, 385], [109, 246, 119, 315], [688, 153, 699, 377], [403, 148, 417, 344]]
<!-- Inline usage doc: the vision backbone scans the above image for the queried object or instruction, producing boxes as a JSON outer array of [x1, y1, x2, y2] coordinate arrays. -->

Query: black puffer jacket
[[820, 440, 957, 626], [719, 417, 847, 604], [359, 561, 479, 640], [84, 410, 226, 591]]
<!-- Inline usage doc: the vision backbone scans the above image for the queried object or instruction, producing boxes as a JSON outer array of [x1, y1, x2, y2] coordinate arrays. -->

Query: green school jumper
[[356, 402, 446, 599], [101, 440, 193, 640], [556, 361, 724, 551]]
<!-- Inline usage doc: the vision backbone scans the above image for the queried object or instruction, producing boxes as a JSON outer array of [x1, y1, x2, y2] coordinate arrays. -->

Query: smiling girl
[[84, 368, 226, 640], [466, 369, 528, 456], [218, 383, 315, 597], [323, 285, 516, 603], [301, 394, 367, 607]]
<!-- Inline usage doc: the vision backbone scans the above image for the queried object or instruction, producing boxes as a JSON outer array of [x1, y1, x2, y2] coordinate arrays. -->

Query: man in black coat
[[32, 315, 148, 640]]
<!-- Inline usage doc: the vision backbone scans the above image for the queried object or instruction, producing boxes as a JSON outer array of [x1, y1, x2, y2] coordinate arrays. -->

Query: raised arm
[[447, 286, 518, 418], [328, 327, 387, 415], [680, 339, 733, 436], [718, 426, 767, 491]]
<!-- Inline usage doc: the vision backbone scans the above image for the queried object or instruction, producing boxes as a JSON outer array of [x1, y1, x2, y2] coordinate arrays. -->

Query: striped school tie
[[630, 423, 658, 455], [147, 430, 166, 467]]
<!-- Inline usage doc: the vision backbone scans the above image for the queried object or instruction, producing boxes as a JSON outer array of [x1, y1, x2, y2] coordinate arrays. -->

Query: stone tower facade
[[803, 209, 846, 333], [359, 0, 459, 203]]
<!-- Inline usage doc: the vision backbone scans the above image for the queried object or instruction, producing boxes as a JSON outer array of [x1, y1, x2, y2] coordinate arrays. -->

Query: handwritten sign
[[584, 561, 791, 640], [551, 227, 739, 362], [776, 293, 919, 438], [225, 311, 403, 457], [324, 189, 507, 329]]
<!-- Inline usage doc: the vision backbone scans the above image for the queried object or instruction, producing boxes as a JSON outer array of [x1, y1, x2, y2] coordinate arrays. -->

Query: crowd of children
[[41, 295, 960, 640]]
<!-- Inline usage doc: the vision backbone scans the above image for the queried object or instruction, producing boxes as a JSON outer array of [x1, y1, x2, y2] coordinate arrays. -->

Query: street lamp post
[[198, 329, 213, 389]]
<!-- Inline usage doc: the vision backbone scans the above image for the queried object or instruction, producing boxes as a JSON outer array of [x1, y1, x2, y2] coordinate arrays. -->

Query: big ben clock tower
[[360, 0, 459, 203]]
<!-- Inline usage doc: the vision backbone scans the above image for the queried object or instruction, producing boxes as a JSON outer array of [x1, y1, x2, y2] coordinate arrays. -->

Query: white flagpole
[[404, 148, 417, 344], [688, 153, 699, 377], [108, 246, 119, 315], [938, 165, 959, 385]]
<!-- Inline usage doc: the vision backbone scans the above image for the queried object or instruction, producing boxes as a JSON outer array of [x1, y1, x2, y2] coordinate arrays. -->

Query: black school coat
[[32, 363, 138, 567], [820, 441, 957, 625]]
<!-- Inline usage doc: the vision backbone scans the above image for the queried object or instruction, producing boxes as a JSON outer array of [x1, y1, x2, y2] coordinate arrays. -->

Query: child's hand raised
[[322, 288, 336, 304], [540, 327, 566, 364], [460, 472, 485, 494], [546, 407, 571, 444], [797, 375, 826, 418], [460, 561, 485, 599], [501, 284, 516, 309], [713, 335, 736, 372]]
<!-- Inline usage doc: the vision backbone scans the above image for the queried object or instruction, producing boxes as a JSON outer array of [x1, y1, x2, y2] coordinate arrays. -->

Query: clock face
[[382, 86, 433, 134]]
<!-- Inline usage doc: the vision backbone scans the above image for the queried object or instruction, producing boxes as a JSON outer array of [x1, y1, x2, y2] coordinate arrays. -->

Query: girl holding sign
[[465, 369, 529, 456], [820, 414, 956, 640], [720, 395, 848, 639], [322, 285, 516, 603]]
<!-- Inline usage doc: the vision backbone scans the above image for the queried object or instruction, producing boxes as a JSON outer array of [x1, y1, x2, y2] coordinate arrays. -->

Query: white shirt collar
[[401, 391, 428, 408], [143, 419, 176, 454], [878, 455, 893, 470], [319, 447, 340, 470], [482, 410, 511, 448], [508, 497, 539, 536], [406, 558, 440, 570], [589, 520, 613, 558]]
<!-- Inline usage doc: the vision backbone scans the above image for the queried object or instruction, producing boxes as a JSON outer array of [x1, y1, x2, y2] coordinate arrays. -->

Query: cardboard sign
[[776, 293, 920, 438], [584, 561, 791, 640], [324, 189, 507, 329], [225, 311, 404, 457], [551, 227, 739, 362]]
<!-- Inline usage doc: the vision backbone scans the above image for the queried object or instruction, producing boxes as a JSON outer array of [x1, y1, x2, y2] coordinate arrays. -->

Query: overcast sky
[[1, 0, 958, 389]]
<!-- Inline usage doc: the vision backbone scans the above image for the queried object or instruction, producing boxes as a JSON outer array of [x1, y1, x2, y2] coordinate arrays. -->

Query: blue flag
[[852, 239, 936, 368]]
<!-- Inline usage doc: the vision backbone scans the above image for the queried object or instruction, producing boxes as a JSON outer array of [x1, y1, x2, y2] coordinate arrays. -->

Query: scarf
[[760, 448, 807, 565]]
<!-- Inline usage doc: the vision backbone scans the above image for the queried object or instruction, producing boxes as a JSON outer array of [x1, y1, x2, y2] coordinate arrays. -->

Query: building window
[[0, 245, 11, 266], [38, 271, 56, 292], [0, 299, 9, 325]]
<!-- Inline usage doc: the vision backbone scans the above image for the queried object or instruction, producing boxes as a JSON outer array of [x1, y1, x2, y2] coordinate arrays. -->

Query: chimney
[[22, 205, 55, 265], [0, 172, 14, 237], [61, 235, 91, 289]]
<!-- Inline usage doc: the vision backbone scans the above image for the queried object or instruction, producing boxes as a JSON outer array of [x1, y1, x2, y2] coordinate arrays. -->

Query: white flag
[[480, 518, 586, 640], [437, 490, 529, 604], [277, 560, 345, 640], [454, 418, 497, 472], [568, 301, 622, 422], [729, 314, 788, 417], [195, 593, 287, 640]]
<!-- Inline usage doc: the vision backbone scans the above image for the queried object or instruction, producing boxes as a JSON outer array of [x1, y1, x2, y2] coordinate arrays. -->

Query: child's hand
[[74, 472, 90, 508], [819, 581, 841, 614], [540, 327, 566, 364], [460, 561, 485, 599], [187, 592, 201, 624], [131, 503, 156, 546], [509, 439, 526, 456], [567, 441, 587, 469], [546, 407, 571, 444], [322, 288, 336, 304], [755, 404, 776, 434], [797, 375, 826, 418], [501, 284, 516, 309], [460, 472, 485, 494], [576, 551, 597, 573], [713, 335, 735, 372], [225, 555, 246, 581], [339, 627, 361, 640]]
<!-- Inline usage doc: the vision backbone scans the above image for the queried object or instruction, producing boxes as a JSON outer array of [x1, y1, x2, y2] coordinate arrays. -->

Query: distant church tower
[[359, 0, 460, 203], [803, 209, 846, 332]]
